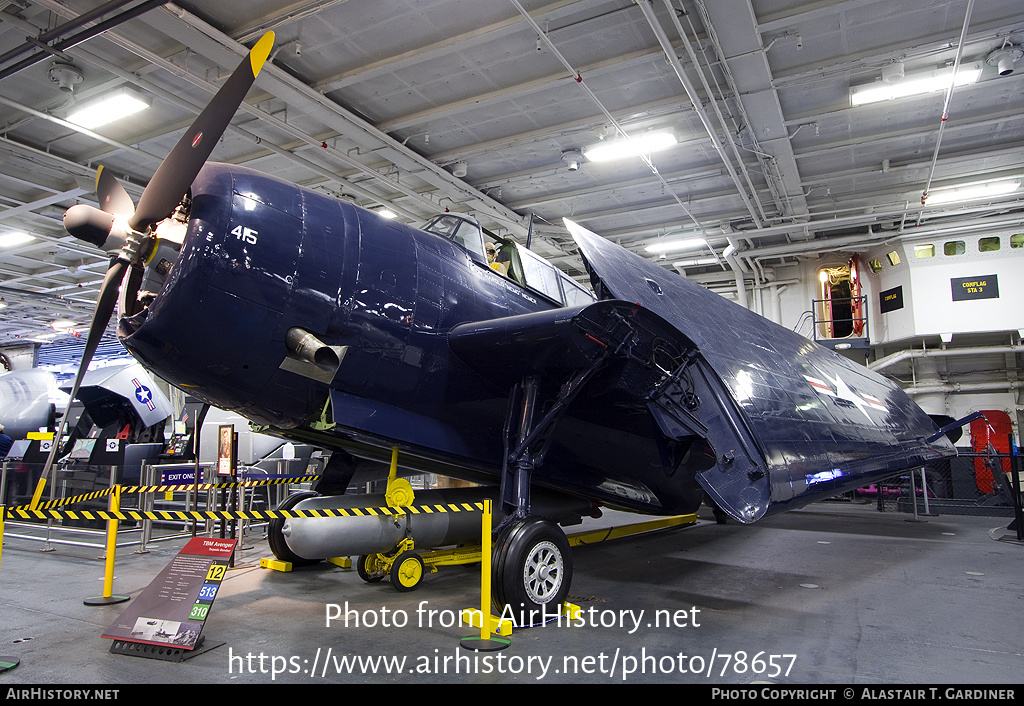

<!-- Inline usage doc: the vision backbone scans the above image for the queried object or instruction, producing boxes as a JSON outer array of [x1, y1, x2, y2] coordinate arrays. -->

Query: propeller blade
[[95, 165, 135, 217], [29, 259, 129, 509], [130, 31, 274, 231]]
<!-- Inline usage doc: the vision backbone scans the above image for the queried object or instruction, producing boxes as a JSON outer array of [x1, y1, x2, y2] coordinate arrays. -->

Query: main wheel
[[267, 491, 321, 566], [389, 550, 424, 592], [492, 518, 572, 626]]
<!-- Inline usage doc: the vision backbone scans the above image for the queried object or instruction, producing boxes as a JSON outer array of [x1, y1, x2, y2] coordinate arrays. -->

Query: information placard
[[102, 537, 236, 650], [879, 285, 904, 313], [951, 274, 999, 301]]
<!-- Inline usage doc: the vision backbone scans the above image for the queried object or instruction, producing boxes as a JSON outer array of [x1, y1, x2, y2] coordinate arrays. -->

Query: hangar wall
[[684, 244, 1022, 450]]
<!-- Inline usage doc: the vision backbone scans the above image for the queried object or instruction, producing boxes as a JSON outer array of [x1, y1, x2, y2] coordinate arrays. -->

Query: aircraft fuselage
[[119, 163, 954, 522]]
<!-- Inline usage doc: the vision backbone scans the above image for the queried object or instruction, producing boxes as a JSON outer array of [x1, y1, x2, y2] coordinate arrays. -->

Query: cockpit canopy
[[421, 212, 595, 309]]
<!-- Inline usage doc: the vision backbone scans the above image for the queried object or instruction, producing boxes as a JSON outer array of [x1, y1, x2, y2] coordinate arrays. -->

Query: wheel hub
[[523, 540, 562, 603]]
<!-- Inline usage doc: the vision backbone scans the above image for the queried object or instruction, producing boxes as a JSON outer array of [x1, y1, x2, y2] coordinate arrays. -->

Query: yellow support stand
[[260, 557, 293, 572], [84, 485, 129, 606], [459, 499, 511, 651]]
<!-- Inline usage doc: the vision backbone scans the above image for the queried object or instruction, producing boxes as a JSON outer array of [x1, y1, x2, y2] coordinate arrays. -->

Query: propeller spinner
[[30, 31, 275, 509]]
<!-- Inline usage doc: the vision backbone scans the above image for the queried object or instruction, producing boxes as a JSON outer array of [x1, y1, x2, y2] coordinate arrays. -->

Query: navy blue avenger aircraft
[[51, 32, 957, 618]]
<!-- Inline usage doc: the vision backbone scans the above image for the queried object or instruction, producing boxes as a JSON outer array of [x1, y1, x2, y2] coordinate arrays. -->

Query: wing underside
[[449, 298, 771, 520]]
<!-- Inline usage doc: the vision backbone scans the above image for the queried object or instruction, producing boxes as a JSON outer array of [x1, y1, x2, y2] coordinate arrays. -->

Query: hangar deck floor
[[1, 500, 1021, 687]]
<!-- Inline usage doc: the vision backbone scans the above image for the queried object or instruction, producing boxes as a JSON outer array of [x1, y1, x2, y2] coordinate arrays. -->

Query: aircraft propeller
[[30, 31, 275, 508]]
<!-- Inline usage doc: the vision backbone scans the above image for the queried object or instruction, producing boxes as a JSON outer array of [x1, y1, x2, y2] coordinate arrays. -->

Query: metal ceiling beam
[[308, 0, 586, 94]]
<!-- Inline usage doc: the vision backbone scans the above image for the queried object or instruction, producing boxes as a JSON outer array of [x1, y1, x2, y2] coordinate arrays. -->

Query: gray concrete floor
[[1, 500, 1021, 685]]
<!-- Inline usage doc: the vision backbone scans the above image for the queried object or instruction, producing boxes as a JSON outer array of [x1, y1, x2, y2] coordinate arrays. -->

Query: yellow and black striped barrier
[[3, 501, 486, 523], [120, 474, 322, 496]]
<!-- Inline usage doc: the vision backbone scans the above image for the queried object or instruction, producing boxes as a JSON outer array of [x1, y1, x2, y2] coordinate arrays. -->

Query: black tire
[[356, 554, 386, 583], [267, 490, 321, 566], [389, 551, 424, 592], [492, 518, 572, 626]]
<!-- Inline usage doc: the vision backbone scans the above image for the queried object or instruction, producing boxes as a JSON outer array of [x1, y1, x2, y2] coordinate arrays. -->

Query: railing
[[831, 452, 1022, 523], [812, 294, 869, 348], [1, 459, 318, 553]]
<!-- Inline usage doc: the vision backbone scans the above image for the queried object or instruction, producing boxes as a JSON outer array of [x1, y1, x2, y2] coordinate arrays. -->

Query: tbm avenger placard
[[102, 537, 235, 657]]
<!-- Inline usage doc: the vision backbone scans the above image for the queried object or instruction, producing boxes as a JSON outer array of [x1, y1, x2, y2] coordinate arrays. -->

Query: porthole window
[[1011, 233, 1024, 249], [868, 258, 883, 273], [914, 244, 935, 258], [887, 251, 901, 266], [944, 240, 965, 256], [979, 236, 1000, 252]]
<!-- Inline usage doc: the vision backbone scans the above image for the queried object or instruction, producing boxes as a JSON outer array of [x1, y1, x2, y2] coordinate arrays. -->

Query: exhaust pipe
[[286, 327, 342, 373]]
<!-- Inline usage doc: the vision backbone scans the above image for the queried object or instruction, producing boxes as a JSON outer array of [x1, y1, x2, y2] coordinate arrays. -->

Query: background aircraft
[[0, 368, 63, 440], [49, 32, 956, 619]]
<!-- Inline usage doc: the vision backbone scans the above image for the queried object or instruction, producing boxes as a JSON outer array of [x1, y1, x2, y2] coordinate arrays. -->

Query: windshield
[[423, 214, 485, 260]]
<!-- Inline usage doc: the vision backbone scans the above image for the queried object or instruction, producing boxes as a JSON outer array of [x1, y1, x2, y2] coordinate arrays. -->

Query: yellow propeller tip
[[250, 31, 275, 77]]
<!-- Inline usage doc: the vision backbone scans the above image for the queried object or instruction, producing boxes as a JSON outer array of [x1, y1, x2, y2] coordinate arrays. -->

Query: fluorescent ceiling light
[[645, 236, 706, 254], [850, 63, 981, 106], [67, 88, 151, 130], [0, 231, 34, 247], [925, 179, 1020, 205], [376, 209, 397, 219], [583, 131, 677, 163]]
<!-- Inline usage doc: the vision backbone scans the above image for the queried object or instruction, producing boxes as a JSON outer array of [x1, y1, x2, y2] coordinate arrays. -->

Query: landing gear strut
[[491, 367, 604, 620]]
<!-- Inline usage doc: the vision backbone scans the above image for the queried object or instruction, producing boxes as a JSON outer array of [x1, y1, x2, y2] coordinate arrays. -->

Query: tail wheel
[[267, 490, 321, 566], [390, 550, 425, 592], [492, 517, 572, 626]]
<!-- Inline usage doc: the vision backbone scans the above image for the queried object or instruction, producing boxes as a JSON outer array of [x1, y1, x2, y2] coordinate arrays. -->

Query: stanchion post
[[0, 504, 16, 674], [479, 499, 491, 641], [84, 484, 129, 606], [460, 498, 510, 651]]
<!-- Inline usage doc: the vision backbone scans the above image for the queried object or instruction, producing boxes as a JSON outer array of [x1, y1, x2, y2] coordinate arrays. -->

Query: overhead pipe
[[658, 0, 769, 224], [30, 0, 531, 240], [49, 33, 429, 223], [904, 381, 1024, 396], [0, 0, 170, 83], [509, 0, 712, 245], [743, 211, 1024, 262], [0, 0, 139, 68], [916, 0, 975, 222], [635, 0, 764, 228], [870, 343, 1023, 373]]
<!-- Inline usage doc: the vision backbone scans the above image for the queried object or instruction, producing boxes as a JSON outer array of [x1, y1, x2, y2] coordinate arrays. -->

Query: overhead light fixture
[[583, 131, 677, 163], [986, 46, 1023, 76], [0, 231, 34, 247], [66, 87, 151, 130], [561, 149, 583, 171], [645, 236, 706, 254], [850, 63, 982, 106], [924, 179, 1021, 205], [376, 208, 397, 219]]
